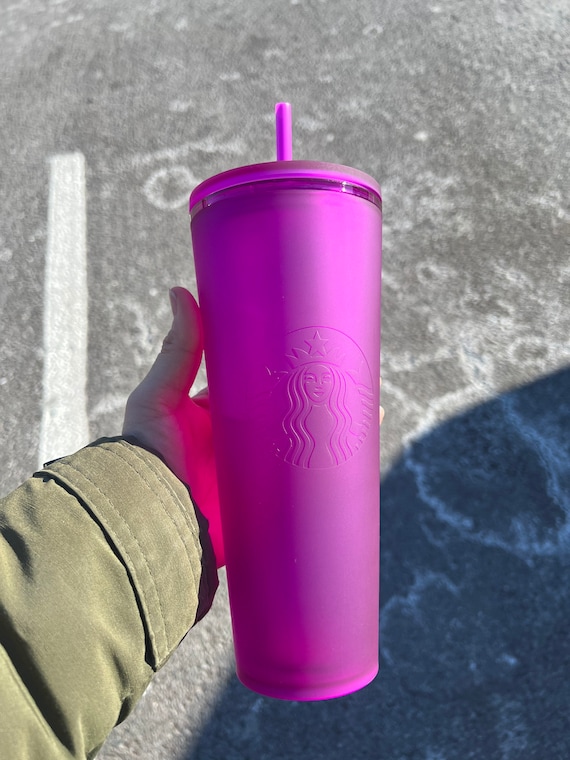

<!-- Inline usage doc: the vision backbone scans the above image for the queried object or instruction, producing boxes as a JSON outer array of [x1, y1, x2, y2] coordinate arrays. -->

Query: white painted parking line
[[38, 153, 89, 467]]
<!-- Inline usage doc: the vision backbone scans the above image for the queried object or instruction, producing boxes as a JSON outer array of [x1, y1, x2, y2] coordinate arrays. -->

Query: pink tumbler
[[189, 103, 381, 700]]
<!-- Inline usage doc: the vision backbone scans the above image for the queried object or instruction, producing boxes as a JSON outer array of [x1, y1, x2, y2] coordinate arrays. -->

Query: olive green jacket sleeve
[[0, 437, 218, 760]]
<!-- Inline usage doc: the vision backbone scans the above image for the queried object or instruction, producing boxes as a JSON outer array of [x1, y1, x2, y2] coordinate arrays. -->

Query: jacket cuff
[[38, 437, 218, 670]]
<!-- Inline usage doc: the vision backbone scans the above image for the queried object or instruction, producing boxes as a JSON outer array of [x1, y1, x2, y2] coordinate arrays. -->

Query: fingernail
[[169, 288, 178, 316]]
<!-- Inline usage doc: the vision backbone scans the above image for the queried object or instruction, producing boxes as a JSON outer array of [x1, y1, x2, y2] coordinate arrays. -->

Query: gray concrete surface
[[1, 0, 569, 758]]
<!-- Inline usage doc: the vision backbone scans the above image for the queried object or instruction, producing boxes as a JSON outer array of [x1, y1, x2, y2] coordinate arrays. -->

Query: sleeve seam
[[111, 443, 201, 548], [97, 444, 203, 604], [51, 459, 171, 656], [109, 442, 212, 610]]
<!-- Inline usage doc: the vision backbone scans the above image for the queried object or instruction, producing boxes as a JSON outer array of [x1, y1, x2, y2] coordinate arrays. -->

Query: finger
[[192, 386, 210, 410], [137, 287, 204, 401]]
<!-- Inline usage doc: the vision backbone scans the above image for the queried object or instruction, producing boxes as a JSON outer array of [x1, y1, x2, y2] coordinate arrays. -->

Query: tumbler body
[[190, 161, 381, 700]]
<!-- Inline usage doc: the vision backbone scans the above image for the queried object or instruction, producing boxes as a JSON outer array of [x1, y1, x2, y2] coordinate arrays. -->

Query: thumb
[[139, 287, 203, 403]]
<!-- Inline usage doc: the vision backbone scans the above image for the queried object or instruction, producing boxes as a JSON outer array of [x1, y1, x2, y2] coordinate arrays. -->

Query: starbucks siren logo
[[270, 327, 374, 469]]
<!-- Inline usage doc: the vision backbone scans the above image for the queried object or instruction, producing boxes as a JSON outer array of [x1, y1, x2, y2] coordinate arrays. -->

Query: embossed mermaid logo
[[270, 327, 374, 469]]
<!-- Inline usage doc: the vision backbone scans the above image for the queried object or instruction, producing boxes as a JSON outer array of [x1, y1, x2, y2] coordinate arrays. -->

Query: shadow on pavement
[[187, 366, 570, 760]]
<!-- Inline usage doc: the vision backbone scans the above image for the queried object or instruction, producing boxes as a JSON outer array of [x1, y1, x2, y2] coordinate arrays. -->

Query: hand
[[123, 287, 225, 567], [123, 287, 386, 569]]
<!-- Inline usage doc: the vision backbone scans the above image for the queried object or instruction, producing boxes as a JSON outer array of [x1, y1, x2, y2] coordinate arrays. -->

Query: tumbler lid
[[189, 160, 382, 213]]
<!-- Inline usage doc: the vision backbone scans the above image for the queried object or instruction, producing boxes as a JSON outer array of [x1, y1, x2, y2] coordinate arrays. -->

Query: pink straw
[[275, 102, 293, 161]]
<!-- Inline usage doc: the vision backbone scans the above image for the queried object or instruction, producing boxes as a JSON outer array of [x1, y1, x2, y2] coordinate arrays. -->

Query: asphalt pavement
[[1, 0, 569, 758]]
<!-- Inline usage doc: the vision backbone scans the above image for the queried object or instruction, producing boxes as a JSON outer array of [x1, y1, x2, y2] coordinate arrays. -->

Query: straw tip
[[275, 102, 293, 161]]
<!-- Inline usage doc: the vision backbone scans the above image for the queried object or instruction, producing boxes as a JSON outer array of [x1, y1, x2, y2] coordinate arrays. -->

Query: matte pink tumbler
[[189, 103, 381, 700]]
